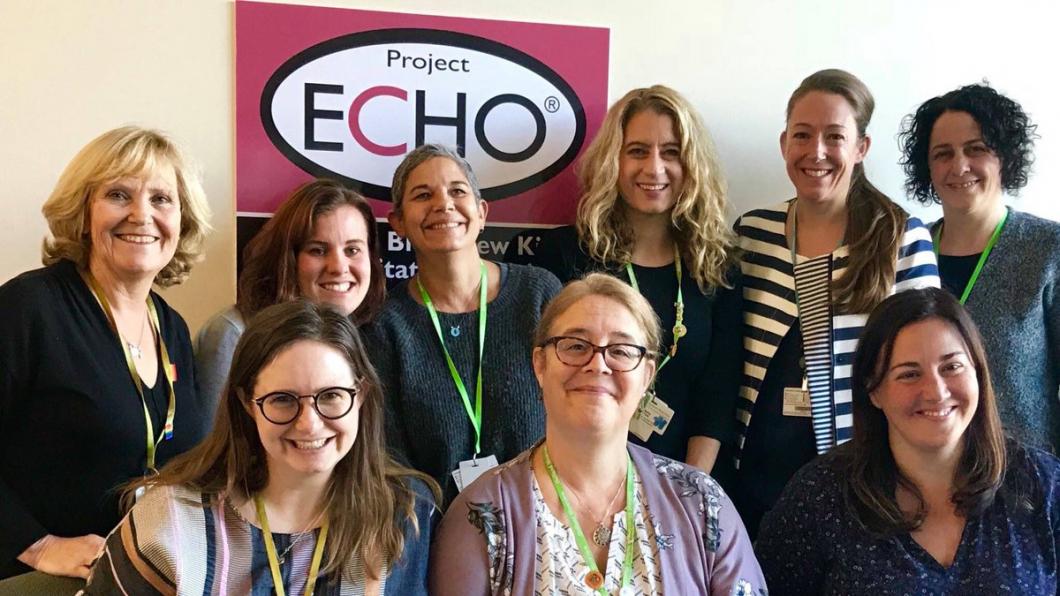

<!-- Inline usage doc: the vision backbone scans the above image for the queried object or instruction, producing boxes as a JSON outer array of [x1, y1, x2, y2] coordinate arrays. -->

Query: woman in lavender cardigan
[[430, 273, 765, 595]]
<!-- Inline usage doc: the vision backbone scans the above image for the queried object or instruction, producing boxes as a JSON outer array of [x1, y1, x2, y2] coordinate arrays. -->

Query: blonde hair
[[576, 86, 734, 291], [534, 273, 661, 355], [41, 126, 212, 287]]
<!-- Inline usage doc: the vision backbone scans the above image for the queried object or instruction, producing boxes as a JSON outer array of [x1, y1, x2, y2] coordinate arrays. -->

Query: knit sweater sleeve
[[193, 306, 245, 409], [364, 318, 412, 466]]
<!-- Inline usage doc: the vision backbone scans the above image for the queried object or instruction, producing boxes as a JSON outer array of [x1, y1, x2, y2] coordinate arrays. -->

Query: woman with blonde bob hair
[[431, 273, 764, 595], [528, 85, 742, 472], [84, 300, 439, 594], [0, 126, 214, 584]]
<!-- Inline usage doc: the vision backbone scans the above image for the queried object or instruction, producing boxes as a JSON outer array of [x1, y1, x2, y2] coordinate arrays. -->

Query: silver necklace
[[126, 309, 149, 359], [566, 473, 625, 547]]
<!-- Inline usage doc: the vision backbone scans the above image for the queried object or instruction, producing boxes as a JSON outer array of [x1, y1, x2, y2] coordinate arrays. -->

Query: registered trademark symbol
[[544, 96, 561, 113]]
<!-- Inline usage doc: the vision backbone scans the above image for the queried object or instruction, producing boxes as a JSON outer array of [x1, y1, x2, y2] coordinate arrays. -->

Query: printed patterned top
[[429, 442, 767, 596], [756, 443, 1060, 595], [532, 467, 661, 595]]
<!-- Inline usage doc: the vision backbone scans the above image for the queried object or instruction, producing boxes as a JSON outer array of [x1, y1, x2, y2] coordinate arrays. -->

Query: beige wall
[[3, 0, 1058, 333]]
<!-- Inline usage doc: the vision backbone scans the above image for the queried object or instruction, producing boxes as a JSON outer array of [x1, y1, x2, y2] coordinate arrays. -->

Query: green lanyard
[[932, 209, 1008, 304], [624, 244, 685, 373], [417, 262, 488, 456], [255, 495, 329, 596], [82, 271, 176, 472], [543, 445, 635, 595]]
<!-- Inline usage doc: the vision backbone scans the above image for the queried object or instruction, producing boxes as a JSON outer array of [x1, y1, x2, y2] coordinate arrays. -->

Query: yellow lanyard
[[82, 271, 176, 472], [255, 495, 329, 596]]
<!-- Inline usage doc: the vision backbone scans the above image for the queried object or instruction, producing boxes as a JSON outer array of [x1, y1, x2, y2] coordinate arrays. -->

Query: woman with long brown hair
[[756, 287, 1060, 593], [196, 178, 386, 404], [730, 69, 939, 537], [83, 301, 438, 594]]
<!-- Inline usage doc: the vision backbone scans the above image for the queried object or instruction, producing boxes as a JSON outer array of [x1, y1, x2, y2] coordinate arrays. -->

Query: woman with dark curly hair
[[899, 83, 1060, 453]]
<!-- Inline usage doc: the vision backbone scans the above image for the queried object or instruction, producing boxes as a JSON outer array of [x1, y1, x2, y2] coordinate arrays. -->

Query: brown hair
[[534, 272, 661, 354], [236, 179, 385, 324], [786, 69, 907, 314], [127, 301, 439, 577], [41, 125, 212, 287], [843, 287, 1007, 535], [576, 85, 734, 291]]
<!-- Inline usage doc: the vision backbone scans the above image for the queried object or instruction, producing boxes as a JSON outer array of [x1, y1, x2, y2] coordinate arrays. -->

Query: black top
[[937, 252, 981, 298], [514, 225, 743, 462], [0, 260, 210, 578], [733, 323, 816, 538]]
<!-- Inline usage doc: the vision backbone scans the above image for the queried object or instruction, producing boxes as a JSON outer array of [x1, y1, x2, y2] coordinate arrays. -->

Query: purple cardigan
[[430, 442, 766, 595]]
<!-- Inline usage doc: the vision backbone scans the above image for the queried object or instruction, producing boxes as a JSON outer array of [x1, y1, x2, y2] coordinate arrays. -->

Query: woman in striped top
[[729, 69, 939, 538], [83, 301, 439, 595]]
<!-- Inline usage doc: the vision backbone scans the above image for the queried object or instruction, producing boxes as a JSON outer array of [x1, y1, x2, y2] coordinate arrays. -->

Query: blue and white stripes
[[734, 201, 939, 464]]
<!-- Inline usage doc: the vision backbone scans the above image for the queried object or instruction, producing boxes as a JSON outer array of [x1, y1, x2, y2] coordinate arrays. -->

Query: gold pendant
[[672, 322, 687, 339], [585, 570, 604, 590]]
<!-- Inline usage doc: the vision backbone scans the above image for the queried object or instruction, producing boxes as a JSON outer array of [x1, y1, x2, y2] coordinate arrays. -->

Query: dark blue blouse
[[756, 444, 1060, 595]]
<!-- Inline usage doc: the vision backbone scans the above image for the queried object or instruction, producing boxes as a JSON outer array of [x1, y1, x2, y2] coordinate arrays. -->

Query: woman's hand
[[17, 534, 106, 578]]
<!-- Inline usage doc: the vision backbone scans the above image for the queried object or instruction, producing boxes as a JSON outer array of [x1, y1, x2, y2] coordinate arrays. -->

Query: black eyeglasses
[[252, 385, 359, 425], [540, 336, 650, 372]]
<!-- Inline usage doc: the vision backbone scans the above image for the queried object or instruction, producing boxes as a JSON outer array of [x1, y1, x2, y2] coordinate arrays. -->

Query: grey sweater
[[364, 262, 561, 505], [936, 209, 1060, 452]]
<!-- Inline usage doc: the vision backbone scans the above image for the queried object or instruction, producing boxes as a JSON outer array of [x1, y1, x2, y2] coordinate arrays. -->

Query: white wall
[[3, 0, 1057, 333]]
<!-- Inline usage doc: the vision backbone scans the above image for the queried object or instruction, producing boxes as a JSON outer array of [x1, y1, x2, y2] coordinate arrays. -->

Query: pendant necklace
[[126, 309, 149, 359], [556, 462, 626, 547]]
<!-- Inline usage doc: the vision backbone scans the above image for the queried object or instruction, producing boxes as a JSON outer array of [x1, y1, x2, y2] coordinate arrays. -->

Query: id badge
[[452, 454, 499, 492], [630, 394, 674, 440], [782, 387, 812, 417]]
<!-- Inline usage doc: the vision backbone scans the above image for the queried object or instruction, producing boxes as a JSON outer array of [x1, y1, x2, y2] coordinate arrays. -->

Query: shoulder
[[0, 262, 74, 308], [1008, 442, 1060, 492], [635, 444, 725, 497], [1008, 209, 1060, 245], [369, 282, 419, 330], [149, 291, 192, 340], [778, 450, 847, 508], [196, 305, 244, 343], [401, 474, 440, 514], [503, 262, 562, 293], [735, 201, 789, 231], [899, 214, 935, 247]]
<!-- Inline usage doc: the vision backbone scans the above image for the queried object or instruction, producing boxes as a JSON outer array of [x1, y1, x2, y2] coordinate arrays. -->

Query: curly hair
[[899, 83, 1038, 205], [41, 126, 212, 287], [576, 85, 734, 291]]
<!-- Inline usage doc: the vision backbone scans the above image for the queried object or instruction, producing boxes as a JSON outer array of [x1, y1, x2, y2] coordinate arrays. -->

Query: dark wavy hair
[[840, 287, 1009, 535], [899, 83, 1038, 205], [237, 179, 385, 324], [786, 69, 908, 314]]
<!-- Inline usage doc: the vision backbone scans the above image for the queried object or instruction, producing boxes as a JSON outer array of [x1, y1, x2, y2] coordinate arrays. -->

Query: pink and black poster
[[235, 1, 610, 279]]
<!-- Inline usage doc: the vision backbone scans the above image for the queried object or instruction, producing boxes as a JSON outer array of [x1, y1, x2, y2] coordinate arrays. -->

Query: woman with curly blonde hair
[[0, 126, 213, 585], [531, 85, 741, 472]]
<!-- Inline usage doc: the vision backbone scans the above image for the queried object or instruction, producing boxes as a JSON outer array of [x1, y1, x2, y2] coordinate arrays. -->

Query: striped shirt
[[734, 200, 939, 462], [81, 483, 435, 595]]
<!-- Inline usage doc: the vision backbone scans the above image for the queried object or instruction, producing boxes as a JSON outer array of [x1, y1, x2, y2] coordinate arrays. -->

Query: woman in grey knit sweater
[[900, 83, 1060, 453], [365, 145, 561, 505]]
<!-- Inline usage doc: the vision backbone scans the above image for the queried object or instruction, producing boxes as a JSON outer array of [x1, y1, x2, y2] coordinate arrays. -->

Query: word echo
[[303, 83, 548, 162]]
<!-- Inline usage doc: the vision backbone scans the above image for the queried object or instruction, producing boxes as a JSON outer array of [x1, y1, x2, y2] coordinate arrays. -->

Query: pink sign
[[235, 0, 610, 226]]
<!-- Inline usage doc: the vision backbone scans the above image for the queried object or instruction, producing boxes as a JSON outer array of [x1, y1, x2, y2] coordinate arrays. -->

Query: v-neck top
[[755, 443, 1060, 595]]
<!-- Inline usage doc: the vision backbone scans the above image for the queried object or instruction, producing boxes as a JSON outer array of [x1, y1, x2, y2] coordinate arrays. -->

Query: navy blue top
[[755, 443, 1060, 594]]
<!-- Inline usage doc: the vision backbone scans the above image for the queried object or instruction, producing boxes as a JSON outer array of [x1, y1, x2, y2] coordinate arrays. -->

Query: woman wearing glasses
[[83, 301, 438, 595], [430, 274, 764, 596]]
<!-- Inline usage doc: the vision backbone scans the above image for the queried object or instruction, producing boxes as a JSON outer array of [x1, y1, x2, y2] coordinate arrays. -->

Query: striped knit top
[[734, 200, 939, 461], [81, 482, 436, 595]]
